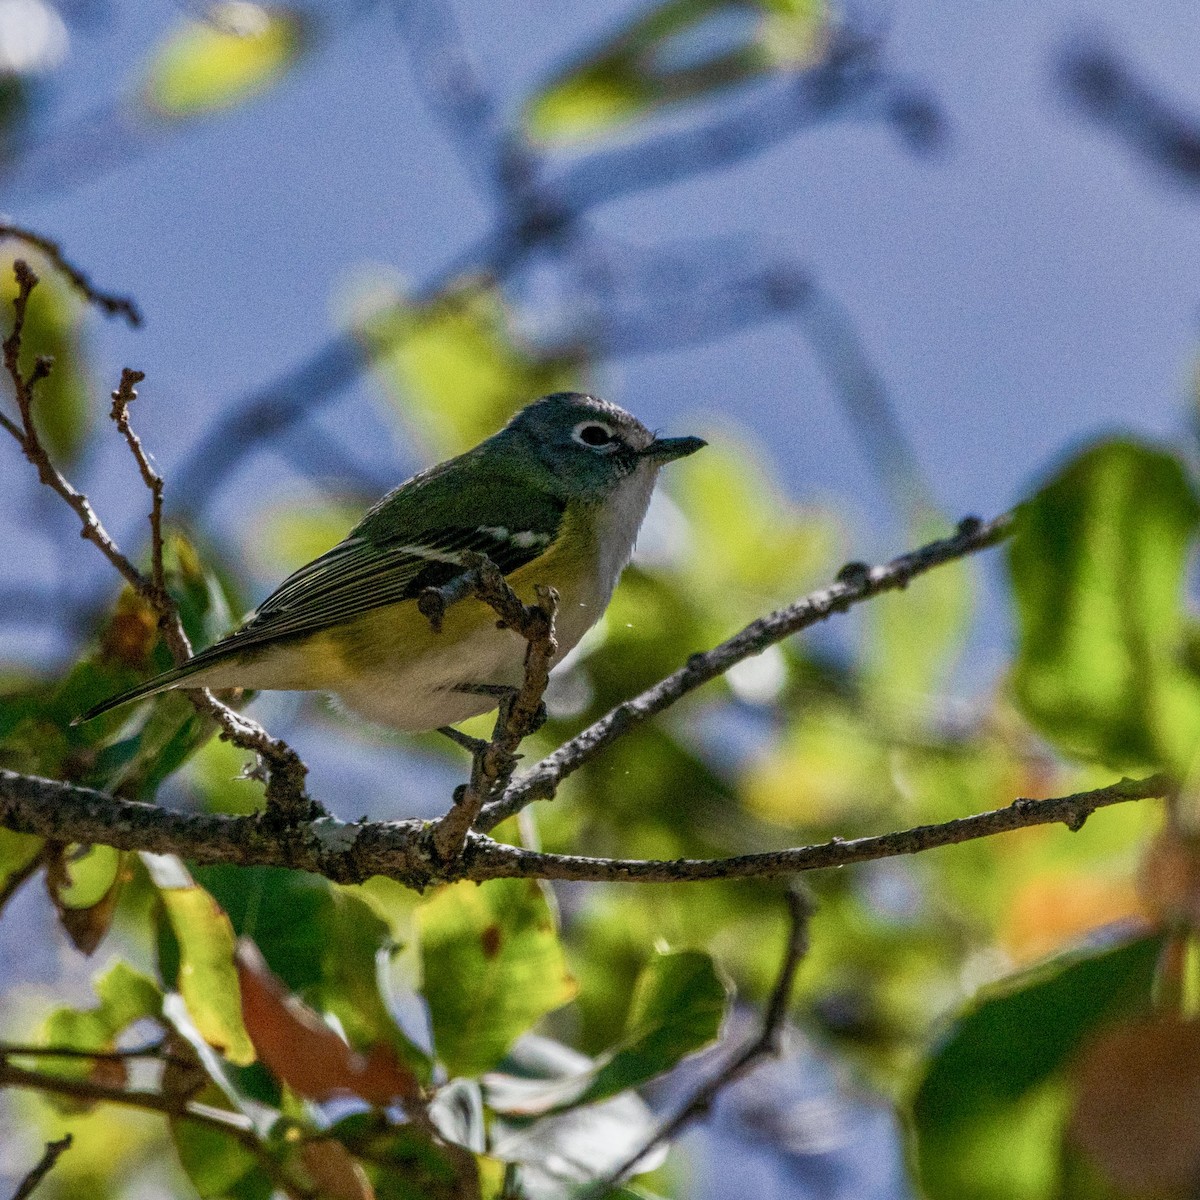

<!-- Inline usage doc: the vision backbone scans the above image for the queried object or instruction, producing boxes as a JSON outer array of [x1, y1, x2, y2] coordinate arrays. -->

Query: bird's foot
[[437, 726, 489, 756]]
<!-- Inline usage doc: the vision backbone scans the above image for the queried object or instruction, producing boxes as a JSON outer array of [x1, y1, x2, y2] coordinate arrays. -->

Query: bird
[[78, 392, 705, 735]]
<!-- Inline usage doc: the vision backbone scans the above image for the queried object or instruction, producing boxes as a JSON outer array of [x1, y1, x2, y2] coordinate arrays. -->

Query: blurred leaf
[[171, 1117, 271, 1200], [0, 76, 26, 167], [1, 249, 90, 463], [483, 949, 726, 1115], [0, 531, 233, 795], [1001, 871, 1145, 966], [143, 3, 306, 119], [298, 1139, 375, 1200], [862, 509, 974, 728], [428, 1076, 486, 1152], [912, 933, 1165, 1200], [329, 1112, 484, 1200], [1010, 440, 1200, 772], [355, 280, 578, 458], [247, 499, 362, 582], [235, 938, 419, 1104], [1069, 1015, 1200, 1195], [668, 435, 841, 619], [741, 699, 892, 828], [417, 878, 577, 1077], [486, 1037, 668, 1193], [525, 0, 827, 144], [152, 856, 256, 1066], [576, 948, 727, 1107], [41, 960, 161, 1087], [0, 827, 43, 894]]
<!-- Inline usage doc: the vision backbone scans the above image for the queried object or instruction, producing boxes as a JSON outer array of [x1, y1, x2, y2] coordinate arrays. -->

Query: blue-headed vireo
[[79, 392, 705, 732]]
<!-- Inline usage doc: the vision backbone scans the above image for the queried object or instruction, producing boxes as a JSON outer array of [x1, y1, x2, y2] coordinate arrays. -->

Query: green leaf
[[417, 878, 577, 1077], [143, 3, 306, 119], [55, 844, 121, 908], [1, 249, 90, 463], [151, 856, 256, 1066], [861, 508, 973, 729], [0, 828, 42, 895], [42, 960, 162, 1082], [171, 1121, 270, 1200], [525, 0, 827, 145], [354, 281, 578, 458], [486, 1038, 667, 1192], [1009, 440, 1200, 772], [911, 933, 1165, 1200], [578, 948, 728, 1106], [190, 866, 431, 1080], [329, 1112, 483, 1200]]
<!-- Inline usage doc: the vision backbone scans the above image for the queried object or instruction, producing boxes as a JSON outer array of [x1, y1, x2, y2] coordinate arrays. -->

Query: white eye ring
[[571, 421, 617, 450]]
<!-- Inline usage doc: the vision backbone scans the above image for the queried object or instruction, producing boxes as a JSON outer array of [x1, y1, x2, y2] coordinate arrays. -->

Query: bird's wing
[[185, 505, 565, 665]]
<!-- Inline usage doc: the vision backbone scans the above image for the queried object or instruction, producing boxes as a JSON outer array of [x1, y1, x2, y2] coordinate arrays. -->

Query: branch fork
[[425, 553, 560, 861], [1, 260, 317, 826]]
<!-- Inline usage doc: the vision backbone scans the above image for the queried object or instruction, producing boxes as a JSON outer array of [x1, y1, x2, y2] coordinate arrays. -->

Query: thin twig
[[1, 260, 318, 824], [9, 1134, 72, 1200], [428, 555, 559, 860], [0, 222, 141, 325], [0, 1059, 313, 1200], [0, 1040, 189, 1067], [478, 513, 1014, 831], [592, 885, 813, 1194], [109, 369, 166, 601], [0, 767, 1170, 889]]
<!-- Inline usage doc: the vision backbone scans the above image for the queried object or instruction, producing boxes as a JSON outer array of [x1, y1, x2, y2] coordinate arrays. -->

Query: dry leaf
[[235, 939, 419, 1105]]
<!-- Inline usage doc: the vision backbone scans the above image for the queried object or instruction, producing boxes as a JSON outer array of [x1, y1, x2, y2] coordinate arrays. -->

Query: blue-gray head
[[499, 392, 706, 501]]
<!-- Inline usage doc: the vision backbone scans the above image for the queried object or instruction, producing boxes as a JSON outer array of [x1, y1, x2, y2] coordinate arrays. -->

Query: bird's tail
[[73, 660, 212, 725]]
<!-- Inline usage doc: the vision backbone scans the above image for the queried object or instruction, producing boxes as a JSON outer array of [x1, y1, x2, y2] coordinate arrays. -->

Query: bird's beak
[[640, 435, 707, 463]]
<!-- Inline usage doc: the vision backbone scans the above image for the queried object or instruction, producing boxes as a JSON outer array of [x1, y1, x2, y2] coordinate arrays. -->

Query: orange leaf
[[1002, 872, 1145, 964], [235, 939, 419, 1105], [1070, 1016, 1200, 1192], [298, 1140, 375, 1200], [1139, 832, 1200, 927]]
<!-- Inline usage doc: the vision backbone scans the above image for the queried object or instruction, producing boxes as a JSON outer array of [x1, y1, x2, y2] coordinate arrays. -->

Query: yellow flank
[[276, 501, 603, 688]]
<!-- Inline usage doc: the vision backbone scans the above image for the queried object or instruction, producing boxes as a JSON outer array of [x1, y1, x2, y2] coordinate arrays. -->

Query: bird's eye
[[572, 421, 616, 449]]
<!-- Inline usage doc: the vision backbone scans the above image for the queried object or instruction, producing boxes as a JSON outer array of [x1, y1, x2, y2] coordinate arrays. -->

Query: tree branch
[[427, 555, 559, 860], [2, 259, 316, 825], [0, 222, 140, 325], [592, 885, 813, 1194], [0, 1057, 314, 1200], [478, 512, 1014, 832], [9, 1133, 72, 1200], [0, 768, 1169, 889]]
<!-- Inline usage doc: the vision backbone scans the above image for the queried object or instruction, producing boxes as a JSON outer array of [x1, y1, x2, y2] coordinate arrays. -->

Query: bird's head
[[501, 392, 706, 501]]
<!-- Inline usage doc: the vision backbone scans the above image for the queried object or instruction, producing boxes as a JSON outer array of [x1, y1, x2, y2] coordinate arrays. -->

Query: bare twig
[[109, 369, 166, 601], [428, 555, 559, 860], [0, 1040, 189, 1067], [0, 1059, 313, 1200], [0, 768, 1170, 889], [1060, 41, 1200, 189], [0, 222, 141, 325], [478, 513, 1013, 832], [552, 31, 940, 213], [1, 259, 317, 824], [592, 885, 813, 1194], [9, 1133, 72, 1200]]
